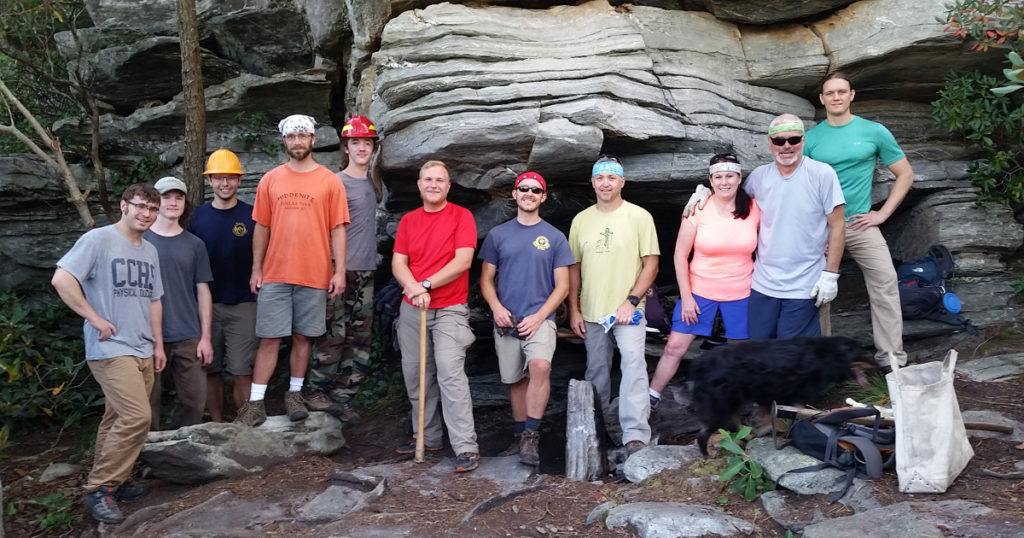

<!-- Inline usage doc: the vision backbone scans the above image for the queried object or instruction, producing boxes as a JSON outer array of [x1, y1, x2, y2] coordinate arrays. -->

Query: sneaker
[[454, 452, 480, 473], [304, 391, 343, 416], [625, 440, 647, 456], [233, 400, 266, 427], [518, 431, 540, 466], [338, 402, 361, 424], [395, 440, 443, 455], [497, 433, 522, 456], [285, 391, 309, 422], [84, 486, 123, 524], [113, 483, 148, 502]]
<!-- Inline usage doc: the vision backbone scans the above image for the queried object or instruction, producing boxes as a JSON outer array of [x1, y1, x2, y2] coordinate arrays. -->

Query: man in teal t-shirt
[[805, 72, 915, 368]]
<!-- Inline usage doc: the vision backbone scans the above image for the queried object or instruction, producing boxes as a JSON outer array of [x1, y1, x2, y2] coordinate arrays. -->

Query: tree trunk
[[177, 0, 206, 208]]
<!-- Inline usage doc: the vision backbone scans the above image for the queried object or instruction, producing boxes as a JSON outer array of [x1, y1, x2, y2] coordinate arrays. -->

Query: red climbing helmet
[[341, 115, 378, 139]]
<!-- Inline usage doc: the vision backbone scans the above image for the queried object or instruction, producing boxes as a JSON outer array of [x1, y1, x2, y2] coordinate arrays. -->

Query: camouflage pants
[[309, 270, 374, 403]]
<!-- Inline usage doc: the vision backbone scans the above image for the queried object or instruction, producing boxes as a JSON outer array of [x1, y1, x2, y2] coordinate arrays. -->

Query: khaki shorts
[[494, 319, 557, 384], [208, 302, 258, 375], [255, 283, 327, 338]]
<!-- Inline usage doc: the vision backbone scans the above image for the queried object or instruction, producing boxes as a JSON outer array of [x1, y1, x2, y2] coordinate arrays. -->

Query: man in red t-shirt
[[392, 160, 480, 473]]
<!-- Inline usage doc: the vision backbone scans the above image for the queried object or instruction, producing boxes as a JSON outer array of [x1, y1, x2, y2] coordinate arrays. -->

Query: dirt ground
[[3, 328, 1024, 537]]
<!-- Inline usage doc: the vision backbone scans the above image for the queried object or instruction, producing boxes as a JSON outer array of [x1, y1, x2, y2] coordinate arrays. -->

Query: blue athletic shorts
[[671, 294, 749, 339]]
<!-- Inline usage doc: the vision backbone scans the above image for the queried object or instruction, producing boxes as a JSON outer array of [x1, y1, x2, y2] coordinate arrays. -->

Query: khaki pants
[[86, 355, 154, 491], [396, 302, 478, 455], [150, 339, 207, 429], [583, 319, 651, 445], [821, 225, 907, 367]]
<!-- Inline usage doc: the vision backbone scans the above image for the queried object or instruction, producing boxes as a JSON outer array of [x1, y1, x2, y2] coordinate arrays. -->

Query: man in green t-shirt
[[804, 72, 915, 368], [568, 156, 660, 456]]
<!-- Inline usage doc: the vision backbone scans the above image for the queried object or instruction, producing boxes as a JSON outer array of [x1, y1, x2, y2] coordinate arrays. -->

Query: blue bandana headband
[[592, 161, 624, 177]]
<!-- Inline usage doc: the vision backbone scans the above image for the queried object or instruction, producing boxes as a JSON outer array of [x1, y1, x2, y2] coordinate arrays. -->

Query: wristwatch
[[626, 295, 640, 307], [421, 279, 432, 291]]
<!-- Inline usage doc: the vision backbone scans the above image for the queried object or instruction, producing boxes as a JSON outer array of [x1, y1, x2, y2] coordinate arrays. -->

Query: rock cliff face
[[2, 0, 1021, 337]]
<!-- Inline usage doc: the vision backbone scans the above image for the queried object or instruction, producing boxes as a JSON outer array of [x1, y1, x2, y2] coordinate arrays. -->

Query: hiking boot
[[285, 391, 309, 421], [338, 402, 361, 424], [625, 440, 647, 456], [395, 440, 443, 455], [497, 433, 522, 456], [233, 400, 266, 427], [304, 391, 343, 416], [84, 486, 123, 524], [454, 452, 480, 473], [113, 483, 148, 502], [518, 430, 540, 466]]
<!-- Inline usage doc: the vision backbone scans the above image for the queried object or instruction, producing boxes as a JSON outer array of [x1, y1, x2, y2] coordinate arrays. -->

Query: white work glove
[[682, 185, 712, 218], [810, 270, 840, 307]]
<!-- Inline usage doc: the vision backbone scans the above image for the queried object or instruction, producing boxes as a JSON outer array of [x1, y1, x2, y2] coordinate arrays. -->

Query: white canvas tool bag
[[885, 350, 974, 493]]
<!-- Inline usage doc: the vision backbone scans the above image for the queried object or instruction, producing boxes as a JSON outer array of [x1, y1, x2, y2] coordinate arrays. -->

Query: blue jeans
[[748, 289, 820, 339]]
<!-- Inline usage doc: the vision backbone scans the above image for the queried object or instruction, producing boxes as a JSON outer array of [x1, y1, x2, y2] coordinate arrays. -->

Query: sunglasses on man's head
[[516, 185, 544, 194], [770, 135, 804, 146]]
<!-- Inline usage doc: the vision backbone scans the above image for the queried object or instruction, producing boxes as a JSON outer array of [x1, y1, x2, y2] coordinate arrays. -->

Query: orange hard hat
[[341, 115, 378, 139], [203, 149, 244, 175]]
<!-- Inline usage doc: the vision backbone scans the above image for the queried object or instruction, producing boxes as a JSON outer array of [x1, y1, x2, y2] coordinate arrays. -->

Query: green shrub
[[0, 290, 103, 447], [932, 69, 1024, 206], [109, 154, 167, 200], [33, 491, 77, 531], [935, 0, 1024, 208], [716, 426, 775, 502]]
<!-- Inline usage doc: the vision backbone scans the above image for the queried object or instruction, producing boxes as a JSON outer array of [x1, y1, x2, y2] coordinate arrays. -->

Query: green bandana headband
[[768, 121, 805, 135]]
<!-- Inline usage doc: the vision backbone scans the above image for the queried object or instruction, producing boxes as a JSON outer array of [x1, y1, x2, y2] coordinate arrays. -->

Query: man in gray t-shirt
[[145, 176, 214, 430], [51, 184, 166, 524], [307, 115, 383, 423]]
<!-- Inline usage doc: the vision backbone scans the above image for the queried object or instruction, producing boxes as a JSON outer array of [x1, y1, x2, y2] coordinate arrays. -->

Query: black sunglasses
[[770, 135, 804, 146], [516, 185, 544, 194]]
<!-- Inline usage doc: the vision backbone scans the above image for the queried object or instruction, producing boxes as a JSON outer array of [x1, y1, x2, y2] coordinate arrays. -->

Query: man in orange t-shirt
[[234, 114, 350, 427]]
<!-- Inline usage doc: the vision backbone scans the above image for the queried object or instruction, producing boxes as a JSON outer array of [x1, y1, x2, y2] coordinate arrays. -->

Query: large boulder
[[140, 414, 346, 484], [0, 156, 100, 291], [703, 0, 856, 24], [59, 30, 242, 113], [206, 7, 314, 76], [813, 0, 1005, 101]]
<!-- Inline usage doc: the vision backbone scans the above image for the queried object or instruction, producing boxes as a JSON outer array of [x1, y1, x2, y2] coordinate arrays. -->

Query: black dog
[[690, 336, 870, 456]]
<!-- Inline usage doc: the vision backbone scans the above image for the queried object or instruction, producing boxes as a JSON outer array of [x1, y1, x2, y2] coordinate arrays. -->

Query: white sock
[[289, 377, 304, 392], [250, 383, 267, 402], [648, 388, 661, 399]]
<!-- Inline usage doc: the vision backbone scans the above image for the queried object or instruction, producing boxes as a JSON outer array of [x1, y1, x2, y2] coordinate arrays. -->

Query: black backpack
[[896, 245, 973, 329], [777, 407, 896, 503]]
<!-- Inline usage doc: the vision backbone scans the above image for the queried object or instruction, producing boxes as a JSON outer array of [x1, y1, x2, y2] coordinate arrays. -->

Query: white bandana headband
[[709, 162, 742, 175], [278, 114, 317, 135]]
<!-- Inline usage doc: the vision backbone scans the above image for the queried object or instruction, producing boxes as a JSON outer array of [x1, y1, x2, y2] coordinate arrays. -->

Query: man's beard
[[289, 145, 312, 161]]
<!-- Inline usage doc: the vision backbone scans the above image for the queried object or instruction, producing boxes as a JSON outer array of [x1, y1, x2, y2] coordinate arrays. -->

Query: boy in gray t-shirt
[[51, 184, 166, 524]]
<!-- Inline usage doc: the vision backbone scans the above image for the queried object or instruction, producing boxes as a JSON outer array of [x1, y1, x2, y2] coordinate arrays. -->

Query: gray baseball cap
[[154, 176, 187, 194]]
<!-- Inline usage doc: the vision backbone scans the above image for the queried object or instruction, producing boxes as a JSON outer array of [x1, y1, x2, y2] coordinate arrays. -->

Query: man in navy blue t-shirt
[[189, 149, 258, 422], [479, 171, 575, 466]]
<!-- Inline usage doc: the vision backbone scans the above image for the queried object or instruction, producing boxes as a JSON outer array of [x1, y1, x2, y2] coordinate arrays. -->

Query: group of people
[[53, 72, 914, 524], [52, 113, 383, 523]]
